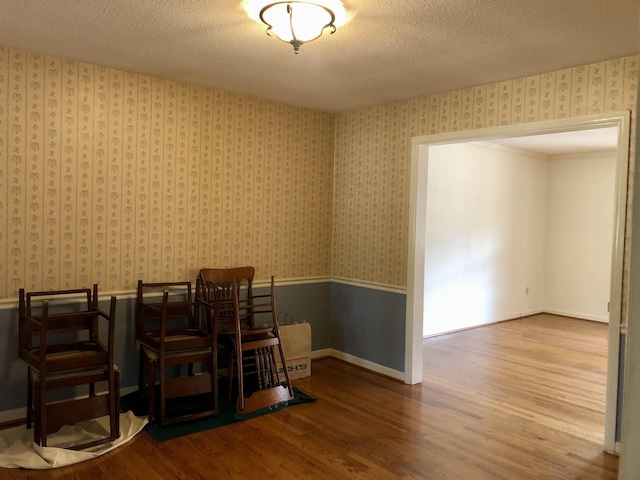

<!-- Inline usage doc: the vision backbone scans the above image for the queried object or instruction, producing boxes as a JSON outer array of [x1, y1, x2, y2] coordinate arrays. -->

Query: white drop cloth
[[0, 411, 147, 469]]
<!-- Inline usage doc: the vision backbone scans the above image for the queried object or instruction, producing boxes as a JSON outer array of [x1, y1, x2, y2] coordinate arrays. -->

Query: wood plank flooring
[[1, 314, 617, 479]]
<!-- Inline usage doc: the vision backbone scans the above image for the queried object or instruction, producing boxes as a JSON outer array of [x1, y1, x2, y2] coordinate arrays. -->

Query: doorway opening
[[406, 112, 631, 453]]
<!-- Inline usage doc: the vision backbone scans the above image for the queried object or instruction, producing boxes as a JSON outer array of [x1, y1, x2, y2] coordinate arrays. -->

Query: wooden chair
[[136, 280, 217, 424], [18, 285, 120, 450], [196, 267, 293, 414]]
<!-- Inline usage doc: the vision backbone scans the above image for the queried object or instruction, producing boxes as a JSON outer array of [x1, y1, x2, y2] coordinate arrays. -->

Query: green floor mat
[[120, 386, 316, 442]]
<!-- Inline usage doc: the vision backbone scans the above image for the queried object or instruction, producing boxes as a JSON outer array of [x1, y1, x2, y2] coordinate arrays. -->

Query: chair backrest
[[197, 267, 255, 331], [197, 266, 255, 290], [248, 275, 278, 328], [136, 281, 195, 335], [20, 287, 95, 342], [18, 284, 117, 371]]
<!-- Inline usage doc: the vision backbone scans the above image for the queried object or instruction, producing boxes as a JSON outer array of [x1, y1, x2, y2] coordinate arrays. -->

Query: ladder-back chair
[[197, 267, 293, 414], [18, 285, 120, 450], [136, 280, 217, 424]]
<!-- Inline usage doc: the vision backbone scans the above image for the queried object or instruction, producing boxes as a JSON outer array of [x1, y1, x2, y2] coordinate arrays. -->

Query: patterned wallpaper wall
[[333, 55, 639, 288], [0, 48, 335, 299], [1, 48, 637, 301]]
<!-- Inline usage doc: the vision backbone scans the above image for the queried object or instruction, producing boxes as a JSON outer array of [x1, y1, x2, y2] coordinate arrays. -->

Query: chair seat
[[20, 341, 109, 373], [219, 325, 274, 335], [138, 328, 212, 352], [30, 364, 118, 382], [141, 344, 213, 361]]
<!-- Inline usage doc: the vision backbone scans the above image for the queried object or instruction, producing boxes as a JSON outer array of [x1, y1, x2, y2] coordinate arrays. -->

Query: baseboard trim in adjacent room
[[422, 310, 610, 340], [423, 310, 545, 339], [543, 309, 609, 323]]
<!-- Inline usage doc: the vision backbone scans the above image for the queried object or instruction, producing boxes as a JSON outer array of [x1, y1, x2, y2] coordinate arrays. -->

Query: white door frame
[[406, 111, 631, 453]]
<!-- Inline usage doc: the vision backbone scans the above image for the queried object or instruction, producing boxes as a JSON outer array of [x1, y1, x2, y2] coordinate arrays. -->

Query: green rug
[[120, 386, 316, 442]]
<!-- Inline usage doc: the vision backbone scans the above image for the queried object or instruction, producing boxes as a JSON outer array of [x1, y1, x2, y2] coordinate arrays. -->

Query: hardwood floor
[[1, 314, 617, 479]]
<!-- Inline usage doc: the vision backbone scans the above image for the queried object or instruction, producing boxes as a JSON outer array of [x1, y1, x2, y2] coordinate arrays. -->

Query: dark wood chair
[[18, 285, 120, 450], [136, 280, 217, 424], [196, 267, 293, 414]]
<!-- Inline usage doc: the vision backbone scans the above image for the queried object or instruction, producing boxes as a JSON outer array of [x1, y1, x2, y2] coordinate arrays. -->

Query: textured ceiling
[[0, 0, 637, 112]]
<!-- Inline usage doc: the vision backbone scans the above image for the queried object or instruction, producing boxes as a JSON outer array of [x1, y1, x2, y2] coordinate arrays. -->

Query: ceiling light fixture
[[259, 1, 336, 54]]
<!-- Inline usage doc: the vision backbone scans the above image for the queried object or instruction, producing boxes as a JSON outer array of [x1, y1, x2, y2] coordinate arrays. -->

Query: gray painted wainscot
[[0, 278, 408, 418]]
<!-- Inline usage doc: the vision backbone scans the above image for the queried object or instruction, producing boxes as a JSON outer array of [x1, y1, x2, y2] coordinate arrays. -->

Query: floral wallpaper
[[333, 55, 639, 289], [0, 48, 335, 299], [0, 47, 637, 304]]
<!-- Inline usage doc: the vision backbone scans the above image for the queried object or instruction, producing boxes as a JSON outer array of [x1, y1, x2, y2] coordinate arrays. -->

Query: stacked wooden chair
[[18, 285, 120, 449], [196, 267, 293, 414], [136, 280, 217, 424]]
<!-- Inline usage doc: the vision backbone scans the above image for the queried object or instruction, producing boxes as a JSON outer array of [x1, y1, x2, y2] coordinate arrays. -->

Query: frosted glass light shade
[[260, 2, 336, 53]]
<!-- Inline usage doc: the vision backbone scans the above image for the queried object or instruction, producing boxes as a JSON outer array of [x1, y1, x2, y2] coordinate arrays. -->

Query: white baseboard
[[422, 309, 544, 340], [120, 385, 139, 397], [606, 441, 622, 456], [311, 348, 333, 359], [519, 309, 546, 318], [544, 309, 609, 323], [0, 406, 26, 424], [314, 348, 404, 381], [422, 309, 611, 339], [423, 310, 545, 338]]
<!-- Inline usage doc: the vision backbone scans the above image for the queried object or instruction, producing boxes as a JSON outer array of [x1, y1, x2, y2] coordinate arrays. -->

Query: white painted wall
[[423, 142, 547, 336], [423, 144, 616, 337], [545, 151, 617, 322]]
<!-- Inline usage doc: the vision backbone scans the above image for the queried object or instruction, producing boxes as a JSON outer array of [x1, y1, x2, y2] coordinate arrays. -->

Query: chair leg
[[31, 378, 40, 444], [26, 369, 33, 429], [227, 348, 234, 401], [159, 359, 166, 425], [138, 349, 145, 393], [147, 358, 156, 422], [37, 377, 47, 447], [236, 346, 245, 412], [211, 350, 218, 415], [109, 369, 120, 441]]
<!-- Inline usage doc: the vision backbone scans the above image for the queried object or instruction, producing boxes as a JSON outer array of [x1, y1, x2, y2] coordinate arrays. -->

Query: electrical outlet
[[525, 287, 529, 295]]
